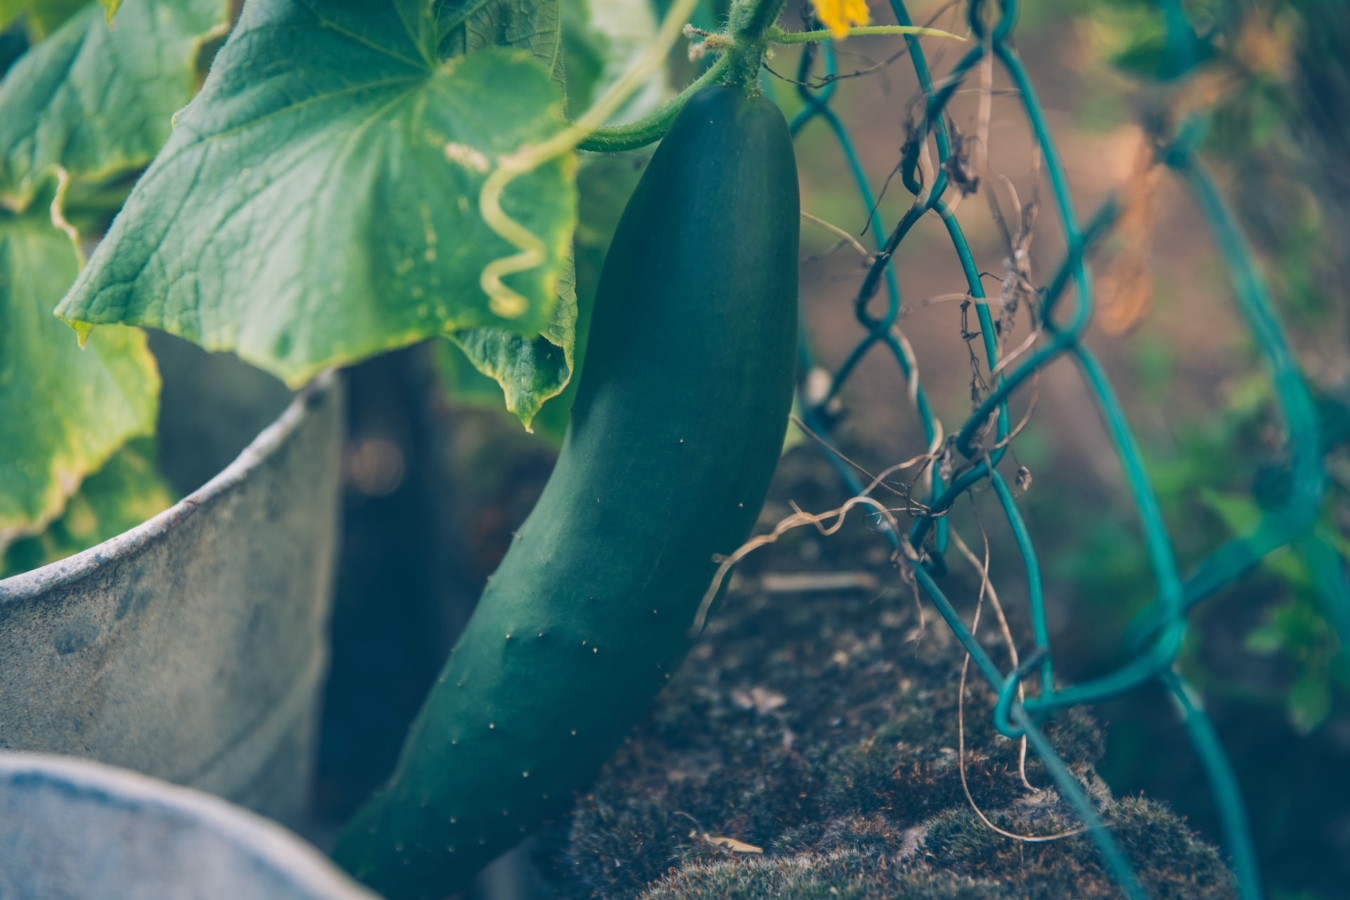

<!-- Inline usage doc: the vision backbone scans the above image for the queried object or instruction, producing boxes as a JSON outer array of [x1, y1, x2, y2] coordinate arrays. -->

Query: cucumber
[[333, 84, 799, 900]]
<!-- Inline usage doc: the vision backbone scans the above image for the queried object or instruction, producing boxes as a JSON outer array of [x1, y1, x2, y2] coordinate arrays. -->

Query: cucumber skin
[[333, 85, 799, 900]]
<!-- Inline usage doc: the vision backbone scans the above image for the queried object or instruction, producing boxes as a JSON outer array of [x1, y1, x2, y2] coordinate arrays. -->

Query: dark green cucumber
[[333, 84, 799, 900]]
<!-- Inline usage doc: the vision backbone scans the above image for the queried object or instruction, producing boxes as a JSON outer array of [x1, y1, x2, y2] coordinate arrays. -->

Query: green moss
[[642, 851, 1004, 900], [919, 798, 1233, 898], [539, 490, 1237, 898]]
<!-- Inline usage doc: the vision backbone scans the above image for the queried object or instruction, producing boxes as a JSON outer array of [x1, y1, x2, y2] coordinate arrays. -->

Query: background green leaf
[[564, 0, 667, 122], [0, 0, 231, 210], [2, 437, 173, 576], [56, 0, 577, 390], [0, 0, 223, 560], [0, 0, 88, 38], [441, 0, 565, 82], [559, 0, 606, 117], [0, 189, 159, 549]]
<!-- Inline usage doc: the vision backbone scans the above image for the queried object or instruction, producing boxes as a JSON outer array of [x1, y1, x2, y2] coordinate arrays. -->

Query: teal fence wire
[[787, 2, 1342, 897]]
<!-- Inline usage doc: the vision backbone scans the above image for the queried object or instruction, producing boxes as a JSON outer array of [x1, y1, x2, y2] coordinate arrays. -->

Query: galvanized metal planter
[[0, 752, 375, 899], [0, 365, 342, 827]]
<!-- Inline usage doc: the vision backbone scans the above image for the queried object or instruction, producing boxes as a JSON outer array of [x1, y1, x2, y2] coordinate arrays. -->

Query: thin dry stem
[[891, 324, 923, 407], [985, 374, 1040, 455], [923, 292, 989, 307], [915, 131, 937, 208], [991, 326, 1042, 376], [788, 414, 940, 501], [954, 526, 1084, 840], [802, 211, 872, 259], [690, 495, 902, 634], [950, 526, 1034, 791]]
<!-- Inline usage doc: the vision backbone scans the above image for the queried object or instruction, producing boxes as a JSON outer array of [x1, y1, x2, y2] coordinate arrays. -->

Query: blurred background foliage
[[998, 1, 1350, 895]]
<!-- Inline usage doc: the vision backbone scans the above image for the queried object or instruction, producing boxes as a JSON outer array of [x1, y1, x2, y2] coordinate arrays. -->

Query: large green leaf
[[56, 0, 577, 389], [578, 0, 667, 123], [0, 188, 159, 549], [0, 0, 231, 208], [2, 437, 173, 576]]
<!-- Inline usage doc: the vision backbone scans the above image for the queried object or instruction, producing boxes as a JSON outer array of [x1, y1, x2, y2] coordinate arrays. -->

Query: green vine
[[723, 0, 791, 89], [480, 0, 963, 313], [577, 15, 961, 153], [477, 0, 702, 315]]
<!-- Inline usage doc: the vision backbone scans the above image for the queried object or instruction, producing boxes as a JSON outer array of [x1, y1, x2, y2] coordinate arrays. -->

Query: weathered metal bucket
[[0, 341, 342, 826], [0, 752, 376, 899]]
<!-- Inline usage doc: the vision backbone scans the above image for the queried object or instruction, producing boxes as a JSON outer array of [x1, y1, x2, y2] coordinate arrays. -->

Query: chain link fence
[[787, 2, 1341, 897]]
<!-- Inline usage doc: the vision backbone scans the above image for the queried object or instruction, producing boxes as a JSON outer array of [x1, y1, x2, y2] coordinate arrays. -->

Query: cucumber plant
[[332, 81, 800, 897], [1, 0, 945, 894]]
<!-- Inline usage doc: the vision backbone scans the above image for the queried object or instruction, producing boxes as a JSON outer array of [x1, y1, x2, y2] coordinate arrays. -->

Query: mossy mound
[[539, 569, 1236, 899]]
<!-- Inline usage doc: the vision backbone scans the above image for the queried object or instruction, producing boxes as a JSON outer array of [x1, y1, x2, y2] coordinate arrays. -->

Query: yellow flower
[[813, 0, 870, 38]]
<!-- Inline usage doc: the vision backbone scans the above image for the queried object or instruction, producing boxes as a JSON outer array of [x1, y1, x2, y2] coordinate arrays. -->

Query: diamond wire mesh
[[785, 2, 1340, 897]]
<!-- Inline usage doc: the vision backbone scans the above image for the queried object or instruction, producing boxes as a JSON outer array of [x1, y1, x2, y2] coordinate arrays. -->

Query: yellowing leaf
[[0, 0, 230, 208], [812, 0, 869, 39], [3, 439, 173, 577], [0, 187, 159, 549]]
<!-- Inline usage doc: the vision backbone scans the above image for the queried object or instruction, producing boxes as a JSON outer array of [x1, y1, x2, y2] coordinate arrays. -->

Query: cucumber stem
[[577, 0, 790, 150], [724, 0, 790, 89], [577, 54, 733, 153], [729, 0, 791, 46]]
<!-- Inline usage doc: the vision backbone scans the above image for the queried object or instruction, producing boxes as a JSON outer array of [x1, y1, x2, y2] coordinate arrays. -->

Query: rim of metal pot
[[0, 370, 338, 604], [0, 751, 376, 898]]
